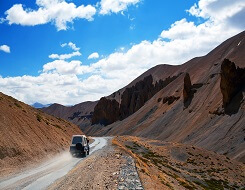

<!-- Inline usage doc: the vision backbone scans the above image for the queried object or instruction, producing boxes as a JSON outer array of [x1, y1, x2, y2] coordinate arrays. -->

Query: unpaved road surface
[[0, 137, 108, 190], [48, 139, 143, 190]]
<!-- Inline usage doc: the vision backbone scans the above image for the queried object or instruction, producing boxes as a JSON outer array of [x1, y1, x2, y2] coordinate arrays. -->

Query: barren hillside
[[84, 31, 245, 162], [41, 31, 245, 163], [42, 101, 97, 129], [0, 92, 82, 177]]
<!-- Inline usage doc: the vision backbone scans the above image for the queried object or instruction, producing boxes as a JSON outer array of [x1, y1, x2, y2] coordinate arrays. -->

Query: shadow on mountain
[[224, 88, 244, 115]]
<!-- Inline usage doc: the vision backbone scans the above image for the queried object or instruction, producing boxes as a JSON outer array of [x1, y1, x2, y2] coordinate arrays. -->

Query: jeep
[[69, 135, 90, 157]]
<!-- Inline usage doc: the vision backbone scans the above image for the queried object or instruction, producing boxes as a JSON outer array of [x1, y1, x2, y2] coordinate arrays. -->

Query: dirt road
[[0, 137, 108, 190]]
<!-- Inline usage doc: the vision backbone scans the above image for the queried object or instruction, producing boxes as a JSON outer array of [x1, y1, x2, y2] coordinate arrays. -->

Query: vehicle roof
[[72, 135, 87, 138]]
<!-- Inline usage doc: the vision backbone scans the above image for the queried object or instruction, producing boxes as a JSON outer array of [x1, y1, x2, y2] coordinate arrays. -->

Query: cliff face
[[119, 75, 154, 120], [220, 59, 245, 113], [91, 97, 120, 125], [183, 73, 192, 103], [92, 74, 181, 125]]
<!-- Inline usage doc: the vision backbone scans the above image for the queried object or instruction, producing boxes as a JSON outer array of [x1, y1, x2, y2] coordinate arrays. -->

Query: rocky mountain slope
[[41, 31, 245, 163], [42, 101, 97, 129], [84, 31, 245, 162], [0, 92, 82, 177]]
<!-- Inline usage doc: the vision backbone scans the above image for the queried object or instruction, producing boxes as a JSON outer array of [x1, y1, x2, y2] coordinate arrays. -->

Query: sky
[[0, 0, 244, 105]]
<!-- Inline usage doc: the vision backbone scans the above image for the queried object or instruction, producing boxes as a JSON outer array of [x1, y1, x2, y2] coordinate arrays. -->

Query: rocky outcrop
[[119, 75, 181, 120], [183, 73, 192, 103], [119, 75, 154, 120], [183, 73, 199, 108], [92, 74, 181, 125], [220, 59, 245, 115], [220, 59, 245, 107], [162, 96, 180, 105], [91, 97, 120, 125]]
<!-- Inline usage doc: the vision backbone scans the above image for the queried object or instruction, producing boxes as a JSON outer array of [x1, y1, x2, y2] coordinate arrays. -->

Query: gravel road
[[0, 137, 108, 190], [0, 137, 143, 190], [48, 138, 143, 190]]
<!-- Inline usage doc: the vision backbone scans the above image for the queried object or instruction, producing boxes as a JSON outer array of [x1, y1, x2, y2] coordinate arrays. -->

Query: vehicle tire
[[87, 150, 89, 155], [76, 143, 83, 150]]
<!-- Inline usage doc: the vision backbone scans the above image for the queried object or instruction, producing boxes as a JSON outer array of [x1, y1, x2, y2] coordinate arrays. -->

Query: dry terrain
[[83, 31, 245, 163], [113, 136, 245, 190], [0, 92, 82, 177], [42, 32, 245, 164]]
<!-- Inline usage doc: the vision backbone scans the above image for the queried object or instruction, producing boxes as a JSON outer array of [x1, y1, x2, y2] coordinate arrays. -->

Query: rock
[[162, 96, 180, 105], [91, 97, 120, 125], [92, 74, 181, 126], [120, 74, 181, 120], [220, 59, 245, 108], [119, 75, 154, 120], [183, 73, 192, 103]]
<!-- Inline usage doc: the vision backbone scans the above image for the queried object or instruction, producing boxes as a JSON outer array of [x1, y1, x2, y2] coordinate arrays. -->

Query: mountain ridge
[[42, 31, 245, 162]]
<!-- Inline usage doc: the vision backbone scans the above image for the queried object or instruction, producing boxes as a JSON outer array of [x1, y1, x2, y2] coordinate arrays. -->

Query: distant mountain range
[[42, 31, 245, 163], [32, 102, 52, 109]]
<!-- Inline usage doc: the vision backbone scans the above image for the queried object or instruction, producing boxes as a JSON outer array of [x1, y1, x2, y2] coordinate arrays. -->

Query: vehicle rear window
[[72, 136, 83, 144]]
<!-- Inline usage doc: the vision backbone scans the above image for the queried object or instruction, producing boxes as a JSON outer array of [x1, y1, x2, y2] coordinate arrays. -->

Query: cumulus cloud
[[4, 0, 96, 30], [0, 73, 119, 105], [99, 0, 141, 15], [0, 0, 244, 105], [187, 0, 245, 29], [49, 42, 81, 59], [0, 45, 10, 53], [49, 51, 81, 60], [88, 52, 99, 59], [43, 59, 92, 75], [61, 42, 80, 51]]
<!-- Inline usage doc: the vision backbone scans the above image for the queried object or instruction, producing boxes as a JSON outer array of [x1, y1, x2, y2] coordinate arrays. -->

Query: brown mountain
[[41, 31, 245, 162], [84, 31, 245, 162], [42, 101, 97, 128], [0, 92, 82, 177]]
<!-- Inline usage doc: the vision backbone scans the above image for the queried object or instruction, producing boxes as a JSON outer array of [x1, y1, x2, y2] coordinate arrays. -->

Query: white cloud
[[100, 0, 141, 15], [0, 73, 119, 105], [88, 52, 99, 59], [61, 42, 80, 51], [43, 59, 92, 75], [4, 0, 96, 30], [0, 45, 10, 53], [0, 0, 244, 105], [49, 51, 81, 60], [187, 0, 245, 29], [49, 42, 81, 59]]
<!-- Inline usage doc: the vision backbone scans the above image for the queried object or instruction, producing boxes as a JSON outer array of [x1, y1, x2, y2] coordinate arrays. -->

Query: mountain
[[42, 101, 97, 129], [0, 92, 83, 177], [32, 102, 52, 109], [42, 31, 245, 163], [85, 31, 245, 162]]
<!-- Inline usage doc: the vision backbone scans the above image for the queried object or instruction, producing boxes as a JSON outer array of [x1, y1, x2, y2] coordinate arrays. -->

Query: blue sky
[[0, 0, 198, 77], [0, 0, 244, 105]]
